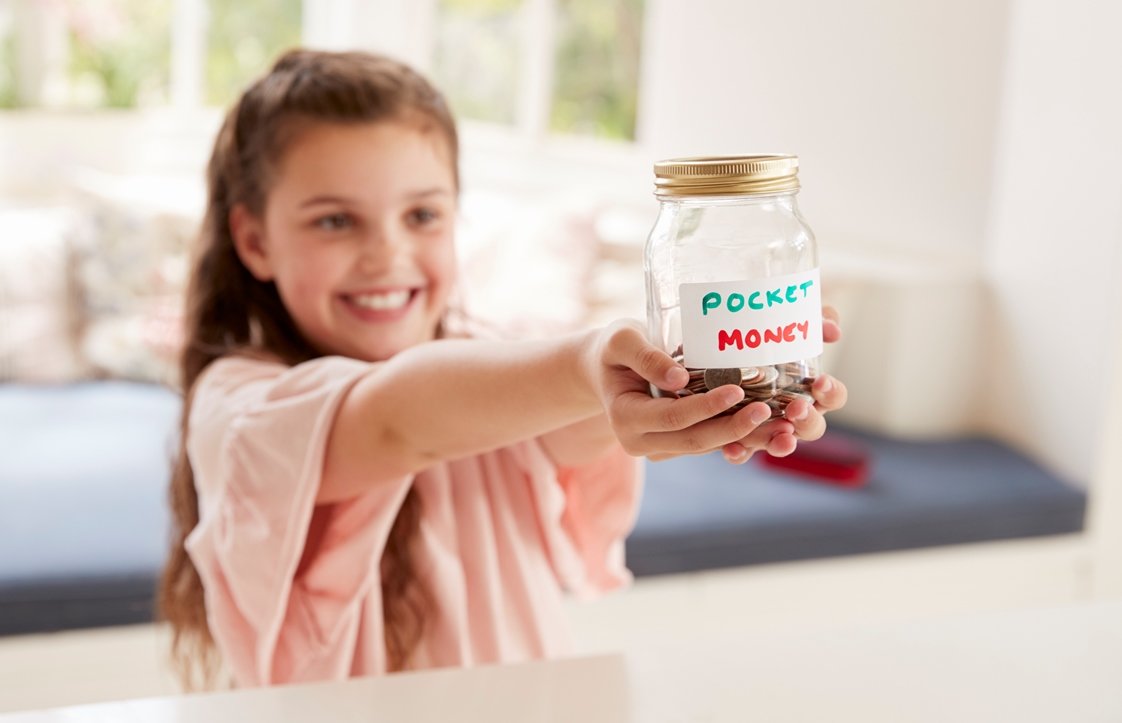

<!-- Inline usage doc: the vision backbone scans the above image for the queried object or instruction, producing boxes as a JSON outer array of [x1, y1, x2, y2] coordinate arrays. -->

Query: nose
[[356, 225, 409, 274]]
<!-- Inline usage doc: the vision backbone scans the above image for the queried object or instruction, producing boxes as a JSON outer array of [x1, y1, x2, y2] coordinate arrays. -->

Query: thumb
[[603, 322, 688, 391]]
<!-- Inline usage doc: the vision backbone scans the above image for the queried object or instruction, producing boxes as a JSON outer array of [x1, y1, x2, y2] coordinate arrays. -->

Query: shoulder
[[196, 350, 287, 393], [185, 352, 375, 495], [189, 353, 287, 425], [189, 352, 372, 435]]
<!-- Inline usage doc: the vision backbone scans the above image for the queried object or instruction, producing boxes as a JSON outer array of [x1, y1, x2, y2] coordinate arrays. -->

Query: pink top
[[184, 355, 643, 687]]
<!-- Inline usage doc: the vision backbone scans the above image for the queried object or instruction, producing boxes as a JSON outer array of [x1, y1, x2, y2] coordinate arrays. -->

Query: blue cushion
[[0, 382, 180, 634], [626, 427, 1087, 576], [0, 381, 1089, 633]]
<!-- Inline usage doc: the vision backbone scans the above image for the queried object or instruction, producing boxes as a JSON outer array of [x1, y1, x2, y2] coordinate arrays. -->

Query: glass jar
[[644, 155, 823, 418]]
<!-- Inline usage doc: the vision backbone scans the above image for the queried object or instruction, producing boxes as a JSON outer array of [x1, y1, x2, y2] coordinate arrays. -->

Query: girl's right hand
[[589, 321, 780, 462]]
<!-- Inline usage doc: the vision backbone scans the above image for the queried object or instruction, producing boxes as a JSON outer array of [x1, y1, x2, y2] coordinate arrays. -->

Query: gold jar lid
[[653, 154, 799, 198]]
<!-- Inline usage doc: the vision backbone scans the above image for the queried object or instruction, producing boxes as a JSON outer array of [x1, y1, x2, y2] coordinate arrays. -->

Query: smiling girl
[[159, 49, 847, 689]]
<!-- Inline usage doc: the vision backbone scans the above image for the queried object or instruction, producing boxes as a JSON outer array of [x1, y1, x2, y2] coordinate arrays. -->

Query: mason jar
[[644, 154, 823, 418]]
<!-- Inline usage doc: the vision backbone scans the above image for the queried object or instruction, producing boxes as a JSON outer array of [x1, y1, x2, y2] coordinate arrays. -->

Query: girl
[[160, 49, 847, 689]]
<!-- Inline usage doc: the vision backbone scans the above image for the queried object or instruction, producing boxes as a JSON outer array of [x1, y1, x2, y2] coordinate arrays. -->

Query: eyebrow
[[298, 188, 452, 208]]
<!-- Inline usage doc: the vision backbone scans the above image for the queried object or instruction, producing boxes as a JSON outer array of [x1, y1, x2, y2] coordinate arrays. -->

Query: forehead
[[269, 120, 456, 202]]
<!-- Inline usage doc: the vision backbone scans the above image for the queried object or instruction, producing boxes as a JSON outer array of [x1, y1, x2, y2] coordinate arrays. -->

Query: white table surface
[[5, 600, 1122, 722]]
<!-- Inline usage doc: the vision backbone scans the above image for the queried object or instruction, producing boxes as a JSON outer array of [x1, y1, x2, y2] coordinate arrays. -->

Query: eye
[[314, 212, 354, 231], [407, 207, 440, 227]]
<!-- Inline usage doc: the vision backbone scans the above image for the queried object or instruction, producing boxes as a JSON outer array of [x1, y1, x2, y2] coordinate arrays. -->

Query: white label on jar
[[679, 269, 824, 368]]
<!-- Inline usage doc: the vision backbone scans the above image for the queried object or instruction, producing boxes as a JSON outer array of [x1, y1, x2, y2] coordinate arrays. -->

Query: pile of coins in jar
[[669, 353, 815, 418]]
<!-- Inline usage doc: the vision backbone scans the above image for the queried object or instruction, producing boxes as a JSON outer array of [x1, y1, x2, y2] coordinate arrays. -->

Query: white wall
[[637, 0, 1122, 485], [981, 0, 1122, 484], [638, 0, 1011, 260]]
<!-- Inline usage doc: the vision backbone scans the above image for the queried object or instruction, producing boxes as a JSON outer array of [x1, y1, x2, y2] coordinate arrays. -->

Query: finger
[[615, 384, 749, 433], [822, 305, 842, 343], [731, 418, 795, 451], [766, 431, 799, 457], [784, 398, 827, 442], [641, 401, 772, 456], [603, 324, 688, 393], [721, 442, 754, 465], [810, 375, 848, 412]]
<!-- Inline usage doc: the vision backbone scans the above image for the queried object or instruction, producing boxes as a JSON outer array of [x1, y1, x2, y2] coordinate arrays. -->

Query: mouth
[[339, 287, 422, 322]]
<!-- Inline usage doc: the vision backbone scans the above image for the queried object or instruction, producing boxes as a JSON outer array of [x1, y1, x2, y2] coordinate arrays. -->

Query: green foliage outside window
[[205, 0, 301, 106], [66, 0, 172, 108], [434, 0, 521, 125], [5, 0, 642, 136], [551, 0, 643, 140], [435, 0, 643, 141], [0, 30, 16, 108]]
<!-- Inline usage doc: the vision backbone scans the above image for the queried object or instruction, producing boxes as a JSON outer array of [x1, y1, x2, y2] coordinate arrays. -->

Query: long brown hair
[[159, 49, 459, 688]]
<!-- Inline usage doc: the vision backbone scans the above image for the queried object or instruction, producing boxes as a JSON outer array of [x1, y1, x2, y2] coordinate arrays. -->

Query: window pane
[[434, 0, 521, 125], [205, 0, 301, 106], [65, 0, 172, 108], [551, 0, 643, 140], [0, 1, 15, 108]]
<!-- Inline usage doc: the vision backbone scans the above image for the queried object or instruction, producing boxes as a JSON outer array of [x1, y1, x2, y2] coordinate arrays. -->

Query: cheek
[[274, 244, 342, 305], [424, 235, 458, 290]]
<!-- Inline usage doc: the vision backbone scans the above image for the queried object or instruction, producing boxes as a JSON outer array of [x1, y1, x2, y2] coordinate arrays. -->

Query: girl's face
[[232, 120, 457, 362]]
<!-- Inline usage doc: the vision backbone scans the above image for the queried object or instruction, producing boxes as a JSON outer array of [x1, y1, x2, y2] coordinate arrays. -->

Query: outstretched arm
[[321, 321, 779, 503], [322, 331, 602, 503]]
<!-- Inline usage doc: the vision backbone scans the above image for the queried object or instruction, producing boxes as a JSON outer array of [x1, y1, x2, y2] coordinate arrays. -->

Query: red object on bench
[[758, 432, 871, 487]]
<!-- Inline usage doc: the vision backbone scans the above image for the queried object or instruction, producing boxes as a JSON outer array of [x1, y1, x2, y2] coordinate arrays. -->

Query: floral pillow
[[66, 169, 203, 387]]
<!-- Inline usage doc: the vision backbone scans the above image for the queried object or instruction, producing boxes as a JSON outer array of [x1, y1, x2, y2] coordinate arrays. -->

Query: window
[[65, 0, 172, 108], [0, 1, 15, 107], [551, 0, 642, 140], [434, 0, 521, 125], [204, 0, 301, 106], [2, 0, 299, 109], [1, 0, 645, 143], [433, 0, 645, 142]]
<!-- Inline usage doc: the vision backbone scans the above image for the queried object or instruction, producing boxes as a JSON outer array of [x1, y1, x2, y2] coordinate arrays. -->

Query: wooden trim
[[170, 0, 205, 108], [1089, 281, 1122, 598]]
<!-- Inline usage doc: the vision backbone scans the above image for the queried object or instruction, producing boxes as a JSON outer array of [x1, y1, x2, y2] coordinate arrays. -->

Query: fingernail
[[816, 376, 833, 394], [665, 366, 687, 386], [789, 404, 808, 422], [721, 386, 745, 406], [749, 405, 771, 424]]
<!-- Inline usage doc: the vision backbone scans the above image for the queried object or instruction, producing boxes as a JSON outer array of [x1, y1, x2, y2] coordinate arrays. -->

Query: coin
[[743, 365, 779, 387], [669, 359, 815, 418], [704, 367, 743, 390], [739, 367, 763, 384]]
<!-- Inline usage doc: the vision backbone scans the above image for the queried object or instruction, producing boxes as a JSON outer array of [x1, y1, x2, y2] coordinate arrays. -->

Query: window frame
[[5, 0, 644, 150]]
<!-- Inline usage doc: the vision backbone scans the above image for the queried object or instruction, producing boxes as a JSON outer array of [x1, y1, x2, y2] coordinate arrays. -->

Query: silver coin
[[704, 367, 743, 390]]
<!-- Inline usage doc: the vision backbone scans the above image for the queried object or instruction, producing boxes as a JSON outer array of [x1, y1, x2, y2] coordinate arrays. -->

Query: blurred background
[[0, 0, 1120, 713]]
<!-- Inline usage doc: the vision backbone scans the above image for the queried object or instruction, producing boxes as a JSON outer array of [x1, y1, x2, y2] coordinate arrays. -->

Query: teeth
[[351, 290, 411, 310]]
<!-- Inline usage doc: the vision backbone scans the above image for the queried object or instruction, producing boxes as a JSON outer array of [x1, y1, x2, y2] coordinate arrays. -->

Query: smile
[[350, 289, 411, 310], [340, 288, 421, 322]]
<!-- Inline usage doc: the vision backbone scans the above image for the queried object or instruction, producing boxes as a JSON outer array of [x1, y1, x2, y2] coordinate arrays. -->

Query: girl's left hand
[[719, 305, 849, 464]]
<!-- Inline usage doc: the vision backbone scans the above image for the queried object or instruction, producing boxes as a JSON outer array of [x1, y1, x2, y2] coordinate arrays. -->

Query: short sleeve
[[183, 355, 413, 686], [512, 440, 644, 599]]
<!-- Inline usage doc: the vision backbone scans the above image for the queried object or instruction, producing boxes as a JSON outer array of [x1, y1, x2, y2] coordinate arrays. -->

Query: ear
[[229, 203, 275, 282]]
